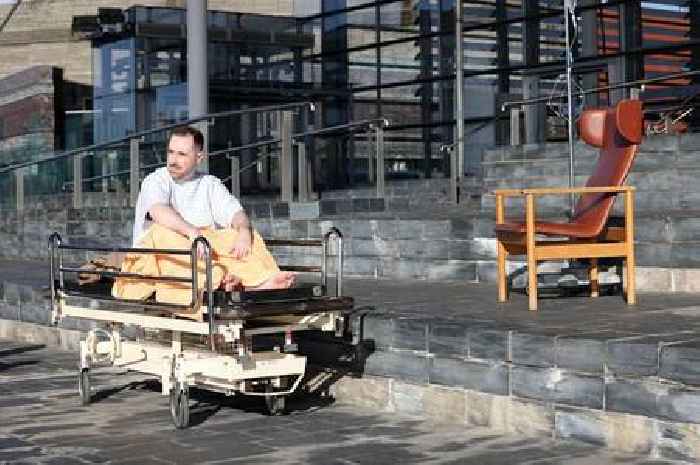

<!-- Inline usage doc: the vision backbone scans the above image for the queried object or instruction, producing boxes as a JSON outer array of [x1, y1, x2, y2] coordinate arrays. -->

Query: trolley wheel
[[265, 386, 286, 416], [78, 368, 90, 406], [169, 384, 190, 429]]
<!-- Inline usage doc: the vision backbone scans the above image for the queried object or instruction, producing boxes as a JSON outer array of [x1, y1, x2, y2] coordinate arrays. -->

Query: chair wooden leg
[[626, 252, 636, 305], [527, 255, 538, 311], [526, 194, 538, 311], [590, 258, 599, 298], [497, 239, 508, 302], [624, 189, 636, 306]]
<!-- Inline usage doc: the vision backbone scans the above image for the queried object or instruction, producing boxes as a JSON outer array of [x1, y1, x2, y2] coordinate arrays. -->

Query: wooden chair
[[494, 99, 643, 311]]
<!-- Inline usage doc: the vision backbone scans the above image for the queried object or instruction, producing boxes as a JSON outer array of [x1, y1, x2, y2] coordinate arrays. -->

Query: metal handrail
[[225, 118, 390, 175], [501, 70, 700, 110], [0, 101, 314, 174], [62, 161, 165, 189], [6, 107, 387, 212], [60, 119, 389, 188], [48, 231, 216, 347]]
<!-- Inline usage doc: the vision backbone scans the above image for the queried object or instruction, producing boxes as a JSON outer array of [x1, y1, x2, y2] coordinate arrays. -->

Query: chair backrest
[[572, 99, 643, 236]]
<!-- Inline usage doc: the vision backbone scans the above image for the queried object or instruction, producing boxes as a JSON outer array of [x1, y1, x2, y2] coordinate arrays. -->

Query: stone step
[[483, 167, 700, 194], [480, 184, 700, 215], [481, 132, 700, 164]]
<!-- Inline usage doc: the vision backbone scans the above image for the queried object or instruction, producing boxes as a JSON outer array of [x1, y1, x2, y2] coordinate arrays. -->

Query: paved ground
[[0, 339, 685, 465]]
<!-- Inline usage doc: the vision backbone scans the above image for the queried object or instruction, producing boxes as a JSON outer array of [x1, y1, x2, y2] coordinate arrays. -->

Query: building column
[[321, 0, 350, 189], [417, 0, 434, 178], [187, 0, 209, 170], [522, 0, 544, 144], [495, 0, 510, 145], [580, 0, 599, 108], [690, 1, 700, 131], [610, 1, 642, 103], [438, 0, 455, 175]]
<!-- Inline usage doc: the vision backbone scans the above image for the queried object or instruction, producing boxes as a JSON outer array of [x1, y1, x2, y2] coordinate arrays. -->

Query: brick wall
[[0, 66, 57, 165]]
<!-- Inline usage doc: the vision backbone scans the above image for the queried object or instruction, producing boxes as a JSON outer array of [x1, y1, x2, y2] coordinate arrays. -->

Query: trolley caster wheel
[[169, 384, 190, 429], [265, 386, 286, 416], [78, 368, 90, 406]]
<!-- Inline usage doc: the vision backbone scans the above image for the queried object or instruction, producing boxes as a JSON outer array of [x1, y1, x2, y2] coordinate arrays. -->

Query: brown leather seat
[[494, 99, 643, 311]]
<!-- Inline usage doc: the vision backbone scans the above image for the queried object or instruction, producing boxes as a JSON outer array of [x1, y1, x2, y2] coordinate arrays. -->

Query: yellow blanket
[[112, 223, 279, 307]]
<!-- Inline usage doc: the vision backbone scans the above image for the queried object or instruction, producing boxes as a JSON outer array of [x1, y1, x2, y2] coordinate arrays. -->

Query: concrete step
[[481, 132, 700, 164]]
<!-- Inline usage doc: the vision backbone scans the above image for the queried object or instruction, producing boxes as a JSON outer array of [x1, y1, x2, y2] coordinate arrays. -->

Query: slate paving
[[0, 339, 688, 465]]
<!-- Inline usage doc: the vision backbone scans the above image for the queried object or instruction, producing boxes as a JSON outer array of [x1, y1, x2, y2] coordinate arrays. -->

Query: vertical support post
[[297, 142, 309, 202], [73, 152, 83, 209], [375, 123, 385, 198], [439, 0, 455, 176], [449, 146, 458, 202], [525, 193, 537, 311], [102, 154, 109, 193], [230, 155, 240, 198], [689, 1, 700, 131], [280, 111, 293, 202], [590, 258, 599, 298], [624, 188, 636, 305], [621, 1, 643, 92], [454, 0, 464, 197], [129, 138, 140, 208], [15, 168, 24, 212], [522, 0, 543, 144], [367, 127, 375, 184], [495, 0, 509, 94], [510, 108, 520, 146], [187, 0, 208, 122], [564, 0, 576, 215], [417, 0, 434, 178], [335, 232, 344, 297], [496, 193, 507, 302], [580, 0, 598, 108], [195, 120, 209, 174]]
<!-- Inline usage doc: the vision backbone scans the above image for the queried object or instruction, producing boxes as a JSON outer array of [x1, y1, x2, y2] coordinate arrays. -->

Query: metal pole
[[187, 0, 208, 172], [297, 142, 309, 202], [510, 108, 520, 146], [73, 152, 83, 209], [367, 127, 375, 184], [565, 0, 575, 215], [375, 123, 385, 198], [280, 111, 293, 202], [129, 138, 140, 208], [102, 154, 109, 193], [454, 0, 464, 203], [15, 168, 24, 212], [230, 155, 240, 198]]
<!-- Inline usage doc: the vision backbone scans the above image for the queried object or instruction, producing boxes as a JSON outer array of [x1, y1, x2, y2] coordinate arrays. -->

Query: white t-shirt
[[132, 167, 243, 245]]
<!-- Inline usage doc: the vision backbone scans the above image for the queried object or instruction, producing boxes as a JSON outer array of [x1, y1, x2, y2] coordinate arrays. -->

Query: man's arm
[[229, 210, 253, 258], [149, 204, 201, 240]]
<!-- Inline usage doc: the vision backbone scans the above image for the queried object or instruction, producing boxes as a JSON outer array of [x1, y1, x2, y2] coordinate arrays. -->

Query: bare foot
[[221, 273, 242, 292], [248, 271, 296, 290]]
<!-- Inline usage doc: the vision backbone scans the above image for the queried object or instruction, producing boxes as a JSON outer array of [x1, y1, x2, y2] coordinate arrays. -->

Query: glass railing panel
[[0, 169, 16, 212], [22, 156, 72, 210]]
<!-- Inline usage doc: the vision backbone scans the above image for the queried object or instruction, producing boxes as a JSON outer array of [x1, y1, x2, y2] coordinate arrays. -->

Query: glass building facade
[[80, 1, 696, 189]]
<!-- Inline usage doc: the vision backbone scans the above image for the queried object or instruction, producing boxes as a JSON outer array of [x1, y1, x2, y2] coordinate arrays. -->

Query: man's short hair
[[168, 126, 204, 152]]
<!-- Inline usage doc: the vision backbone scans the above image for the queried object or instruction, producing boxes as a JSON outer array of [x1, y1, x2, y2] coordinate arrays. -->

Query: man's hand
[[186, 227, 206, 259], [229, 228, 252, 259]]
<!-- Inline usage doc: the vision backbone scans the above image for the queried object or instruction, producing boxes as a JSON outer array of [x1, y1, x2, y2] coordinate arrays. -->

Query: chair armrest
[[521, 186, 635, 196], [493, 189, 524, 197]]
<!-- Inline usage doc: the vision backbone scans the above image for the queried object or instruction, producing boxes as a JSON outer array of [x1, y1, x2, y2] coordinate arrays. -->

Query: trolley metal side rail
[[49, 228, 352, 428]]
